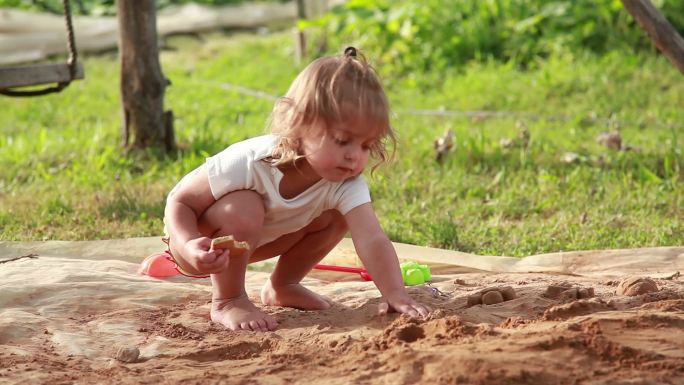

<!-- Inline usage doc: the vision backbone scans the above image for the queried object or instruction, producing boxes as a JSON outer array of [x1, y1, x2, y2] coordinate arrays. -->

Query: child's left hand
[[378, 293, 432, 318]]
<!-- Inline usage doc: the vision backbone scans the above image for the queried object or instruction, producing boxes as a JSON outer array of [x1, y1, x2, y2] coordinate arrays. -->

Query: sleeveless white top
[[168, 135, 371, 247]]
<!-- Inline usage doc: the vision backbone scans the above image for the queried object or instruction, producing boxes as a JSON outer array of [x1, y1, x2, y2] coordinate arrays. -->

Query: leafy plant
[[303, 0, 684, 74]]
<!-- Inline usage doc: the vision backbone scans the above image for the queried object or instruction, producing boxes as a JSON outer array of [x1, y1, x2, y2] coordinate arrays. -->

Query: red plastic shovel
[[313, 264, 372, 281]]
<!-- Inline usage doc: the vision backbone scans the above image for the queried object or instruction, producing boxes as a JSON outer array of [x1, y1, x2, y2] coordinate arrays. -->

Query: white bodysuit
[[167, 135, 371, 247]]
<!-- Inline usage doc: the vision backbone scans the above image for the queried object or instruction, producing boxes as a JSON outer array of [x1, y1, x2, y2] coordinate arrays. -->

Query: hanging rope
[[0, 0, 80, 97], [64, 0, 79, 81]]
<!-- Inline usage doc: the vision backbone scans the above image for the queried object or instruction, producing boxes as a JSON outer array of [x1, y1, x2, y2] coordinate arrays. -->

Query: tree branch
[[621, 0, 684, 75]]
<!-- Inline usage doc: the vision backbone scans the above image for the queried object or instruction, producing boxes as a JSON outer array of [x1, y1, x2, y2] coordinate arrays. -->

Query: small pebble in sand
[[115, 346, 140, 363], [616, 277, 659, 296]]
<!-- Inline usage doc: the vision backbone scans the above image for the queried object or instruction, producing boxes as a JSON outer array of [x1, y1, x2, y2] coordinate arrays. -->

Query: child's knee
[[200, 190, 265, 240], [223, 214, 263, 241]]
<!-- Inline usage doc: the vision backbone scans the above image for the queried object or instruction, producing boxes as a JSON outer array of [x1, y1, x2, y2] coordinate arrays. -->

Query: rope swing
[[0, 0, 84, 97]]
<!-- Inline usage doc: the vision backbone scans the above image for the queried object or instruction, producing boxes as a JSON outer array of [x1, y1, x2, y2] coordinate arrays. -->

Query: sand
[[1, 238, 683, 385]]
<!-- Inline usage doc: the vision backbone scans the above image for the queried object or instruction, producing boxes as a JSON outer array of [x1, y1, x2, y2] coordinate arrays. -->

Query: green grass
[[1, 31, 682, 256]]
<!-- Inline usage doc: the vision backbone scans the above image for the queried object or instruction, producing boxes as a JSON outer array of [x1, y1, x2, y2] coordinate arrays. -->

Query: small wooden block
[[211, 235, 250, 257]]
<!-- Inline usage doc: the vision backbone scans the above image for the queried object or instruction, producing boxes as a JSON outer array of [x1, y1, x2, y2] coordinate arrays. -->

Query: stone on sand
[[115, 346, 140, 363]]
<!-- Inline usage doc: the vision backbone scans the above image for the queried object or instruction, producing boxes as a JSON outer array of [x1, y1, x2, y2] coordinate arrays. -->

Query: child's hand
[[378, 293, 432, 319], [183, 237, 230, 274]]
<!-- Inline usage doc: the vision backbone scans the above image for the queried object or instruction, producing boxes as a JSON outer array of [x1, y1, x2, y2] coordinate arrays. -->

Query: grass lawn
[[1, 31, 682, 256]]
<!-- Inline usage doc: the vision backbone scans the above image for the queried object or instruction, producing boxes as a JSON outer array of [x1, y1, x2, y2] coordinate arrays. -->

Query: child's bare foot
[[261, 279, 333, 310], [211, 295, 278, 332]]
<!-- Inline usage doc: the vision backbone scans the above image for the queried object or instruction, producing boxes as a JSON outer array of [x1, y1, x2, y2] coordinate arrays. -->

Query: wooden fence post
[[294, 0, 329, 63], [294, 0, 307, 63]]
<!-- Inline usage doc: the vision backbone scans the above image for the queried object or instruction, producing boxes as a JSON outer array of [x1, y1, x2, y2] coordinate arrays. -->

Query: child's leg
[[254, 209, 348, 310], [196, 190, 277, 332]]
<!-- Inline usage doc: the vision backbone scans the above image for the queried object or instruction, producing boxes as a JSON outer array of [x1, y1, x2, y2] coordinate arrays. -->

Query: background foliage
[[305, 0, 684, 75]]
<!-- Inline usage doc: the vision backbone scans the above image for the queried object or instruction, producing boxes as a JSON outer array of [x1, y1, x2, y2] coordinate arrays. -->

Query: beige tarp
[[3, 236, 682, 275], [1, 238, 682, 384]]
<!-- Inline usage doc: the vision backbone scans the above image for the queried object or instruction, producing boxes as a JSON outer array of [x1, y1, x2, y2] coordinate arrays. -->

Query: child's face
[[300, 121, 380, 182]]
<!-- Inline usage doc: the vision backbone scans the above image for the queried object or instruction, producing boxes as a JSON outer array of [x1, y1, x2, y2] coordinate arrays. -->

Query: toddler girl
[[164, 47, 431, 332]]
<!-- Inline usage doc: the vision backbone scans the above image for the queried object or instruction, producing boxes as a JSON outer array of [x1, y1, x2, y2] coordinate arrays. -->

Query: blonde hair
[[268, 47, 395, 169]]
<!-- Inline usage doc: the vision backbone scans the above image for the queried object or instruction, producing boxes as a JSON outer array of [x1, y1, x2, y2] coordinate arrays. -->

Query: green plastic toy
[[400, 261, 432, 285]]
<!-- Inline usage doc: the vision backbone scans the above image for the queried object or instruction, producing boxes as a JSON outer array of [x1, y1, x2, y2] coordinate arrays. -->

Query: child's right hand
[[377, 292, 432, 319], [182, 237, 230, 274]]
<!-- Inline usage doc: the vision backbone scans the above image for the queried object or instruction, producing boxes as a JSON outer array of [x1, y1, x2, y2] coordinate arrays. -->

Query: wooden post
[[294, 0, 307, 64], [116, 0, 175, 151], [621, 0, 684, 76]]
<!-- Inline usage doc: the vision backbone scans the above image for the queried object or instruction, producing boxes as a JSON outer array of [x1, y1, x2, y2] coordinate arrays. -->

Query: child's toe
[[266, 316, 279, 330]]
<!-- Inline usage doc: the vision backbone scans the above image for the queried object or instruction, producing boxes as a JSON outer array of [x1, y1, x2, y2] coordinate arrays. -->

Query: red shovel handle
[[313, 264, 373, 281]]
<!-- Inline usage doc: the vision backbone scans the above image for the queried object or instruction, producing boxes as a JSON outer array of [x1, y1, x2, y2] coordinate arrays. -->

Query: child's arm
[[164, 167, 229, 274], [345, 203, 431, 318]]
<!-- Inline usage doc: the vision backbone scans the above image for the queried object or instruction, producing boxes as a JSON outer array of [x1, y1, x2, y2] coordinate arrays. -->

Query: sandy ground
[[0, 238, 683, 385]]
